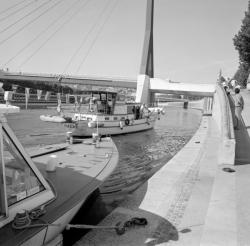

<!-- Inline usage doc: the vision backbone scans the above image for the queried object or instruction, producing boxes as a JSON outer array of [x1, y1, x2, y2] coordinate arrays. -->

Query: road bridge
[[0, 71, 137, 89], [0, 71, 215, 107]]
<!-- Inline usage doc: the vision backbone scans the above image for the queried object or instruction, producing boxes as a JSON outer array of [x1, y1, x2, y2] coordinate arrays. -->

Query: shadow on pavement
[[234, 117, 250, 165]]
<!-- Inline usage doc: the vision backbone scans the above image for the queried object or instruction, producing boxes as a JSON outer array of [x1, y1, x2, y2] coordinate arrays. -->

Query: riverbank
[[74, 89, 250, 246], [74, 112, 215, 245]]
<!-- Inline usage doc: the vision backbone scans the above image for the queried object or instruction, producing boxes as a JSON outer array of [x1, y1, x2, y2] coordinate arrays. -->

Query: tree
[[233, 1, 250, 86], [233, 63, 250, 86]]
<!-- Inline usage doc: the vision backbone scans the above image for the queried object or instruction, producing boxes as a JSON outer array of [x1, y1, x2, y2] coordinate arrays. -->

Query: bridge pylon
[[136, 0, 154, 105]]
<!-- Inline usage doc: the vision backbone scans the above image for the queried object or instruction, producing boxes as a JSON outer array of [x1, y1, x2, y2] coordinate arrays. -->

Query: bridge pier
[[203, 97, 213, 116], [135, 74, 151, 104]]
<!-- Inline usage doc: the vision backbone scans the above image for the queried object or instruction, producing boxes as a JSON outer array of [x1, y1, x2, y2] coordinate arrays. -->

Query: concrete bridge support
[[135, 75, 156, 105], [203, 97, 213, 115], [136, 0, 154, 105], [135, 75, 151, 104]]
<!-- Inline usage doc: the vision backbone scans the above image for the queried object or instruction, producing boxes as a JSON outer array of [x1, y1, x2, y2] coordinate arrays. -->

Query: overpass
[[0, 70, 215, 97], [0, 71, 137, 89]]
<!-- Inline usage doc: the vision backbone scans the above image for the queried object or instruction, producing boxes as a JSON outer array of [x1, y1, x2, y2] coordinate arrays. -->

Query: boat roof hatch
[[0, 105, 55, 228]]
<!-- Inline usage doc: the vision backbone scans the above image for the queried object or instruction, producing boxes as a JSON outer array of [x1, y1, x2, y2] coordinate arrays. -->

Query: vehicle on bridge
[[64, 90, 164, 138]]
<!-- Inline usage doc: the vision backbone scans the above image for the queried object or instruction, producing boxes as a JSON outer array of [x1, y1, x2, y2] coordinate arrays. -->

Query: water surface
[[6, 106, 201, 202]]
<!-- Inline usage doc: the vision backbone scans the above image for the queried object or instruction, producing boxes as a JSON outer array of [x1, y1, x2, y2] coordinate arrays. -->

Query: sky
[[0, 0, 248, 84]]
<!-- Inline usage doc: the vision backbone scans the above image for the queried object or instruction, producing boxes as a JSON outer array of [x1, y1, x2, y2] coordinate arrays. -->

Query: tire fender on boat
[[125, 119, 130, 126], [88, 121, 96, 128]]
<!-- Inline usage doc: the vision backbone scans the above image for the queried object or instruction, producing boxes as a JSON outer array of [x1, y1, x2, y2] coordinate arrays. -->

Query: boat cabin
[[0, 105, 54, 228], [79, 90, 117, 115], [79, 91, 145, 117]]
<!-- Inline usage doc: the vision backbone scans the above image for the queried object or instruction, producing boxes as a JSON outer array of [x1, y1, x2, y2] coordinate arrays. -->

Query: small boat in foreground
[[0, 104, 118, 246], [64, 90, 164, 138]]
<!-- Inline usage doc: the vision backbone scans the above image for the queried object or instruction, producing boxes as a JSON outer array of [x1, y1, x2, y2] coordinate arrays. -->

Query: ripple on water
[[100, 107, 202, 203]]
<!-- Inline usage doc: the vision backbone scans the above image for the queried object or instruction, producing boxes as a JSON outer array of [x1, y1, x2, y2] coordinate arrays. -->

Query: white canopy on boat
[[0, 105, 19, 114]]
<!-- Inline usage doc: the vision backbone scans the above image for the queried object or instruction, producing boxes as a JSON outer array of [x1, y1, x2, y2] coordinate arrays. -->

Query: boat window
[[3, 130, 45, 206], [114, 117, 117, 120], [105, 117, 109, 120], [107, 93, 112, 100], [101, 93, 106, 101], [92, 94, 100, 100]]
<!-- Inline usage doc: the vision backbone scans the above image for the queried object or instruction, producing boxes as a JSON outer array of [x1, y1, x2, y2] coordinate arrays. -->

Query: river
[[6, 104, 202, 244], [6, 105, 201, 202]]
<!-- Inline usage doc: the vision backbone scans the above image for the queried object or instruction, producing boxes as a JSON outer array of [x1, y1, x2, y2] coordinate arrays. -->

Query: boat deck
[[0, 138, 118, 246]]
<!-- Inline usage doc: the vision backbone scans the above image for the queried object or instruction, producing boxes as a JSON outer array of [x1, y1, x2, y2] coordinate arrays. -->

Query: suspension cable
[[19, 0, 91, 69], [2, 0, 82, 68], [0, 0, 52, 34], [75, 0, 118, 75], [62, 0, 112, 74], [0, 0, 62, 47], [0, 0, 30, 16], [0, 0, 40, 23]]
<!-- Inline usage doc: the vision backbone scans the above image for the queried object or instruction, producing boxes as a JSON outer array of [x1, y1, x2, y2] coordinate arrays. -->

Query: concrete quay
[[74, 88, 250, 246]]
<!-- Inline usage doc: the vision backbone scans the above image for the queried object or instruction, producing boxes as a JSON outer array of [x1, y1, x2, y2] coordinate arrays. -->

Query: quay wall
[[212, 84, 235, 165]]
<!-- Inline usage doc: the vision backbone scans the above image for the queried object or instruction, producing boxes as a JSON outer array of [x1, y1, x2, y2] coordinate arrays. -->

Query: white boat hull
[[72, 117, 157, 137]]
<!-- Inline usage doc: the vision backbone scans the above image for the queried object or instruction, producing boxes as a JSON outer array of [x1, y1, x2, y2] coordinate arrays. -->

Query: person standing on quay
[[234, 86, 244, 130]]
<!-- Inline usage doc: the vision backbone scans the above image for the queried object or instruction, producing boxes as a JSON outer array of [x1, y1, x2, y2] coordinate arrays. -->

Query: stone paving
[[164, 155, 201, 228]]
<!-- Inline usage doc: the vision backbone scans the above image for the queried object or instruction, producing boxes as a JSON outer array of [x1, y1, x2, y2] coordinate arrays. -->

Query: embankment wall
[[212, 85, 235, 165]]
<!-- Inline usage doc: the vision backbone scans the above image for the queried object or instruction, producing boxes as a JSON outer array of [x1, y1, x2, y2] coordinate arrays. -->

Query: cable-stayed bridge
[[0, 0, 214, 102]]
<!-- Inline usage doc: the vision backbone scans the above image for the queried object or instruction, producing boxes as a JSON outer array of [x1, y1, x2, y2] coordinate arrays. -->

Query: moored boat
[[64, 90, 164, 138], [0, 104, 118, 246]]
